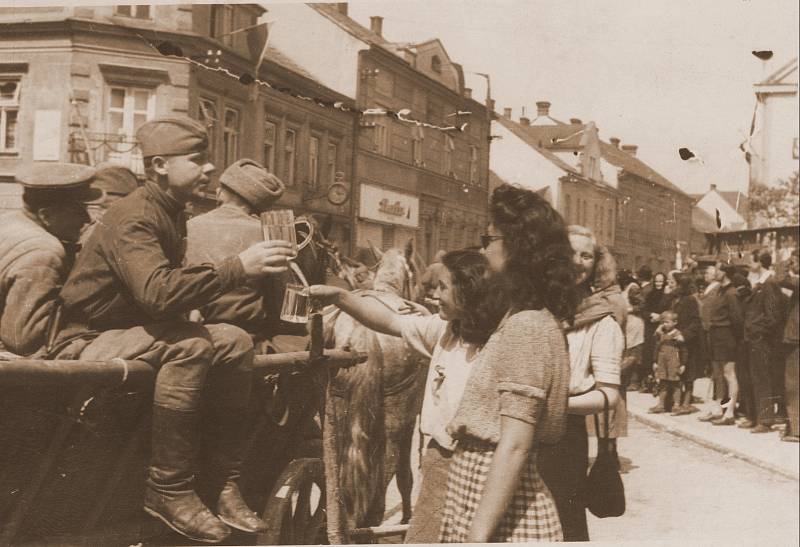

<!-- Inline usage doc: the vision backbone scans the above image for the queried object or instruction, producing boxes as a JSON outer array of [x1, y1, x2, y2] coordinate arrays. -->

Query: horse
[[319, 242, 431, 529]]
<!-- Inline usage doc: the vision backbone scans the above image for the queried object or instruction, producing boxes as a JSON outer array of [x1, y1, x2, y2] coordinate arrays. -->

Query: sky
[[341, 0, 799, 195]]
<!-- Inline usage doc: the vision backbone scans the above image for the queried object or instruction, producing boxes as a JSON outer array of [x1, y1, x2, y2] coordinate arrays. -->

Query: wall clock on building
[[327, 182, 350, 205]]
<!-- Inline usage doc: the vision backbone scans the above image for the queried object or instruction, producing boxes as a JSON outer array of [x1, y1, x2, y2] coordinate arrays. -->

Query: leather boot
[[209, 405, 269, 533], [143, 405, 231, 544]]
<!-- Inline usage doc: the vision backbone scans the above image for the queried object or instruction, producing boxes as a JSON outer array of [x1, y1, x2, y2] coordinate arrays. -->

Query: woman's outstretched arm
[[309, 285, 405, 337]]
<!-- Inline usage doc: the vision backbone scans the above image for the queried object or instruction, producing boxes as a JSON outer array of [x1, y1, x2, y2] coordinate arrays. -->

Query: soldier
[[48, 117, 295, 543], [80, 163, 140, 244], [0, 162, 102, 356], [185, 159, 285, 349]]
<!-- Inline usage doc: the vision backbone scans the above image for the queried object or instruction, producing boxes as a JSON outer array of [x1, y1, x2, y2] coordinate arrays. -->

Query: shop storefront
[[356, 183, 419, 255]]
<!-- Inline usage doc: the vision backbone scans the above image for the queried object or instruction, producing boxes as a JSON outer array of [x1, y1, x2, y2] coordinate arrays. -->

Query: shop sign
[[359, 183, 419, 228]]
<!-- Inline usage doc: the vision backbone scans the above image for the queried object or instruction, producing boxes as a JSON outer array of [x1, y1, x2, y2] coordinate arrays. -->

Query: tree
[[748, 170, 799, 228]]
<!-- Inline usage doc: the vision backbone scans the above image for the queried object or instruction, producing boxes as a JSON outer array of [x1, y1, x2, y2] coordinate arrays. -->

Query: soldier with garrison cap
[[48, 117, 295, 543], [186, 159, 288, 347], [0, 162, 102, 355]]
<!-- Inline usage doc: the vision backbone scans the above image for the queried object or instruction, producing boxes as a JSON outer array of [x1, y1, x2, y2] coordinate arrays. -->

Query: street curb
[[628, 410, 800, 482]]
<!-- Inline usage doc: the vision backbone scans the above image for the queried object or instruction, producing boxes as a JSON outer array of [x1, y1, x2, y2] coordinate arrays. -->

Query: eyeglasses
[[480, 234, 504, 249]]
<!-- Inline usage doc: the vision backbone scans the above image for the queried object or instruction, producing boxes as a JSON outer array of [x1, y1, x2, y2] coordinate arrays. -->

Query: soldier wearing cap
[[0, 162, 102, 355], [80, 163, 140, 244], [48, 117, 295, 543], [186, 159, 288, 346]]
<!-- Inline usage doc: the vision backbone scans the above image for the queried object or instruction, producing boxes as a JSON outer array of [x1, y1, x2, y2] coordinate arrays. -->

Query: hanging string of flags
[[134, 31, 470, 134]]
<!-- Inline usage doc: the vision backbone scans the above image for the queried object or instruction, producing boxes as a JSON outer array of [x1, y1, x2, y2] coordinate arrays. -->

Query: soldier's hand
[[239, 240, 295, 278]]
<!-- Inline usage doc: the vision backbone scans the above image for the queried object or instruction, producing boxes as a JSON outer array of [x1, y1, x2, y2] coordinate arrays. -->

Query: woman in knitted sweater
[[439, 184, 579, 542]]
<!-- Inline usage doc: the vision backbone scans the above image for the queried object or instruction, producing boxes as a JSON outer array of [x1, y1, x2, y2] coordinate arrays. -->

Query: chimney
[[370, 16, 383, 37], [536, 101, 551, 117], [520, 116, 531, 126], [609, 137, 620, 149], [336, 3, 348, 16], [463, 87, 472, 99], [570, 118, 582, 125], [503, 107, 512, 119], [621, 144, 638, 157]]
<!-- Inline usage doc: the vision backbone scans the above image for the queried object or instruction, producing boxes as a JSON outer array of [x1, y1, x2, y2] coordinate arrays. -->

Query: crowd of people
[[619, 253, 799, 443], [1, 114, 797, 543]]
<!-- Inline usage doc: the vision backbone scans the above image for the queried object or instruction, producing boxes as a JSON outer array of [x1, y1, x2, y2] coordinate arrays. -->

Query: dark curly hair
[[441, 249, 502, 346], [489, 184, 580, 322]]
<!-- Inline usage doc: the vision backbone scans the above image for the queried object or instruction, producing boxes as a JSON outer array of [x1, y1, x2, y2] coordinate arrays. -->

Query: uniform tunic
[[0, 210, 69, 355]]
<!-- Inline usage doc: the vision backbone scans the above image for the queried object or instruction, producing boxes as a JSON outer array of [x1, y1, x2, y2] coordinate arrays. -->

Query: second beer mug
[[260, 209, 313, 255], [280, 284, 310, 323]]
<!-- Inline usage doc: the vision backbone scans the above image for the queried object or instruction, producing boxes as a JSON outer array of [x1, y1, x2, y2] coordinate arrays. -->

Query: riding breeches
[[61, 322, 254, 411]]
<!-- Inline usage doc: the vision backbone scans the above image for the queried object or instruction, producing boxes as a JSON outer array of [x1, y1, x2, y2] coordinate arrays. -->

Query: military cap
[[93, 162, 140, 196], [220, 159, 285, 212], [15, 162, 104, 203], [136, 117, 209, 158]]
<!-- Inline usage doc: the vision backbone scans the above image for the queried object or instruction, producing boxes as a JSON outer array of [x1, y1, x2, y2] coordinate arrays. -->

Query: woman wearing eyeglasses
[[308, 248, 502, 543], [438, 184, 578, 543]]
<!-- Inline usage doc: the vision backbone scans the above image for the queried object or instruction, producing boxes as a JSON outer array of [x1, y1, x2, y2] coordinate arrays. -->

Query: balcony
[[69, 132, 145, 176]]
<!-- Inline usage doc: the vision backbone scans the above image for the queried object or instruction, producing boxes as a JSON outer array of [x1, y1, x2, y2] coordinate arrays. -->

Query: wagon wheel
[[258, 458, 328, 545]]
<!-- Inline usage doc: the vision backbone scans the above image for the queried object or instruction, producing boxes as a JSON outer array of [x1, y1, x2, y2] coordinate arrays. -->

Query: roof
[[495, 116, 617, 192], [718, 190, 746, 212], [598, 141, 686, 196], [308, 3, 390, 47], [759, 57, 798, 85], [264, 45, 320, 84]]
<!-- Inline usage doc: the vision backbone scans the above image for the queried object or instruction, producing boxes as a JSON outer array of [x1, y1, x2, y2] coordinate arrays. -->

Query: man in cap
[[49, 117, 294, 543], [185, 159, 286, 347], [80, 163, 140, 244], [0, 162, 102, 355]]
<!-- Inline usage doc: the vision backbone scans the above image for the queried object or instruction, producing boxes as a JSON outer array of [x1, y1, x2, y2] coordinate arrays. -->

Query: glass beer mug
[[280, 283, 310, 323], [260, 209, 313, 255]]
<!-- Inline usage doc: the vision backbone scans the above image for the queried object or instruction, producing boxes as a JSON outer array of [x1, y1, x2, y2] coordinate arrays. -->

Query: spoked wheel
[[258, 458, 328, 545]]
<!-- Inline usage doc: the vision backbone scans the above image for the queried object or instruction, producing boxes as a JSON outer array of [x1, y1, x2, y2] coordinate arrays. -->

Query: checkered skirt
[[439, 440, 563, 542]]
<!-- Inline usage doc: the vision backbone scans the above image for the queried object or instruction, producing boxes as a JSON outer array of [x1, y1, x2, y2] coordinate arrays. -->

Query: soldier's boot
[[144, 405, 231, 544], [211, 406, 269, 533]]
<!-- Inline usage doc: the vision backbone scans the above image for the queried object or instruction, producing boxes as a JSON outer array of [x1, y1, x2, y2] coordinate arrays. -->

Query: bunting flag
[[247, 20, 275, 75]]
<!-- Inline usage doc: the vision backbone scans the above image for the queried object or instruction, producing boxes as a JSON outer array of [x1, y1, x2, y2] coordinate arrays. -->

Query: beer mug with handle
[[260, 209, 313, 255]]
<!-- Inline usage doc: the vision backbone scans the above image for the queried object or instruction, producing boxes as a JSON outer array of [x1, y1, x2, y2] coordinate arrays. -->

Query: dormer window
[[115, 5, 151, 19], [431, 55, 442, 74]]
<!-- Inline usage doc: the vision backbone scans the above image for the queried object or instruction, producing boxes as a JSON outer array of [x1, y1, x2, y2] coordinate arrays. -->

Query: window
[[583, 200, 588, 228], [381, 224, 395, 251], [115, 5, 150, 19], [412, 125, 424, 167], [198, 97, 218, 163], [308, 136, 320, 187], [374, 123, 389, 155], [106, 86, 154, 169], [443, 135, 454, 175], [263, 120, 276, 173], [327, 142, 338, 183], [469, 145, 479, 184], [565, 194, 572, 223], [0, 77, 21, 153], [431, 55, 442, 74], [210, 4, 234, 45], [284, 128, 296, 184], [599, 206, 604, 237], [222, 107, 239, 168], [607, 207, 613, 239]]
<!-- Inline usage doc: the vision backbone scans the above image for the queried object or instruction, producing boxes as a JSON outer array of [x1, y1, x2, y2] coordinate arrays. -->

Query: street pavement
[[383, 417, 799, 545]]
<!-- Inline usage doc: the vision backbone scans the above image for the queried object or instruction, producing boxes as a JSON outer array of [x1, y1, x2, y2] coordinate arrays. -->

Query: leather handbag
[[586, 389, 626, 518]]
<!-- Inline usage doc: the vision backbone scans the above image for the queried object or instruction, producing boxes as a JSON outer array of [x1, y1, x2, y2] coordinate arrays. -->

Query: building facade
[[748, 57, 799, 191], [266, 3, 491, 262], [0, 4, 357, 249]]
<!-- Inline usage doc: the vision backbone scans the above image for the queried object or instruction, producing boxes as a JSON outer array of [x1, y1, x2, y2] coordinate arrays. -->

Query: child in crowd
[[649, 311, 687, 413]]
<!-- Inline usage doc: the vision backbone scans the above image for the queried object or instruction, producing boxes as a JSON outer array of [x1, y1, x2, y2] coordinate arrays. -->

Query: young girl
[[308, 249, 501, 543], [650, 311, 687, 413]]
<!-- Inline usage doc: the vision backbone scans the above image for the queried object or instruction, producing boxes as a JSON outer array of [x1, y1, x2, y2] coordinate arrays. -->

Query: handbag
[[586, 389, 626, 518]]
